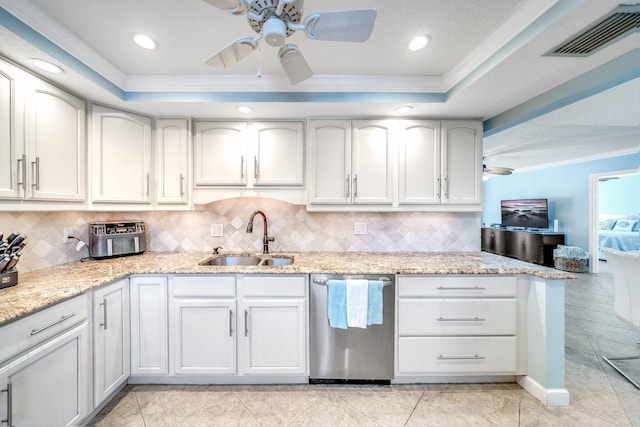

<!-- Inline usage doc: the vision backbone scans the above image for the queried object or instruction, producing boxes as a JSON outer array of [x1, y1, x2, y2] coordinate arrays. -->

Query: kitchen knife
[[0, 256, 10, 273], [8, 234, 26, 249], [5, 233, 18, 244], [4, 254, 20, 272]]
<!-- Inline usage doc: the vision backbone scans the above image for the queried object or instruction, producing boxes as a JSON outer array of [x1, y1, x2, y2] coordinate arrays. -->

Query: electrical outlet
[[210, 224, 224, 237], [354, 222, 367, 235], [63, 227, 74, 243]]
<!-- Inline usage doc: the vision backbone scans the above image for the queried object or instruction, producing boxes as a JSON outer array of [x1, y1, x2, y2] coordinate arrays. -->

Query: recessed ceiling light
[[236, 106, 253, 114], [132, 33, 158, 50], [408, 35, 430, 51], [30, 58, 63, 73], [394, 106, 413, 114]]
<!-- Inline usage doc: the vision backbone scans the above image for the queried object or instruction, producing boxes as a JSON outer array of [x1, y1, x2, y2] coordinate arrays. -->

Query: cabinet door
[[155, 118, 189, 204], [441, 120, 482, 205], [238, 298, 306, 375], [26, 78, 86, 201], [0, 58, 25, 199], [253, 121, 304, 186], [398, 120, 441, 204], [130, 276, 168, 375], [91, 105, 152, 203], [352, 120, 394, 205], [0, 322, 90, 427], [93, 279, 130, 407], [307, 120, 351, 204], [170, 298, 236, 375], [194, 121, 246, 186]]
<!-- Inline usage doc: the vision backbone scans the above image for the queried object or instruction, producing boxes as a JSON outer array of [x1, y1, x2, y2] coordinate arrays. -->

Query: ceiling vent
[[547, 4, 639, 57]]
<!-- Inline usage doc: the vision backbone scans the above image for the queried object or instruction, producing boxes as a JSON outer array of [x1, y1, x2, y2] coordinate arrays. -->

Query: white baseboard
[[518, 375, 570, 406]]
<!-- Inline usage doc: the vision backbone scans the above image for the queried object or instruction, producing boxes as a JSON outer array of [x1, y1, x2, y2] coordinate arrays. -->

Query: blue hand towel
[[367, 280, 384, 325], [327, 280, 347, 329]]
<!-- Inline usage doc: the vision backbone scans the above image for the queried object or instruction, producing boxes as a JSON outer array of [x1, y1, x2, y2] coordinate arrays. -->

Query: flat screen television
[[501, 198, 549, 229]]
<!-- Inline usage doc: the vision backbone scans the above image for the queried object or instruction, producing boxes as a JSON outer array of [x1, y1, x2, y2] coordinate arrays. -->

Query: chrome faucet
[[246, 210, 274, 254]]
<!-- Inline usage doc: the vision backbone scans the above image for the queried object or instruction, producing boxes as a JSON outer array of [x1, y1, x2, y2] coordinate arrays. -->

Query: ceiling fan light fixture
[[279, 44, 313, 84], [408, 35, 430, 51], [394, 105, 413, 114], [30, 58, 63, 73], [263, 17, 287, 46], [132, 33, 158, 50]]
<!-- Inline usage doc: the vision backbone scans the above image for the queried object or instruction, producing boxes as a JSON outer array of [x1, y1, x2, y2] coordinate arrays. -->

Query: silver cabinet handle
[[345, 174, 350, 197], [31, 157, 40, 191], [1, 382, 12, 427], [436, 177, 441, 198], [179, 173, 185, 197], [240, 156, 245, 179], [16, 155, 26, 192], [444, 176, 449, 198], [437, 354, 485, 360], [100, 299, 108, 330], [244, 309, 248, 337], [437, 317, 485, 322], [353, 174, 358, 197], [436, 286, 486, 291], [30, 314, 75, 336], [229, 309, 233, 337], [145, 173, 150, 196], [254, 156, 259, 179]]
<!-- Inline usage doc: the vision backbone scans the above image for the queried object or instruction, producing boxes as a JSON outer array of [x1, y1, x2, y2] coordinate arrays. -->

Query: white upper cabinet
[[308, 119, 394, 207], [194, 121, 304, 188], [154, 118, 190, 205], [90, 105, 152, 204], [440, 120, 482, 205], [398, 120, 441, 205], [0, 58, 85, 202]]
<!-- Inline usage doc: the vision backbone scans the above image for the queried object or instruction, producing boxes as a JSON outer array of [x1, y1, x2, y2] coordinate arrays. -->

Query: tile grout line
[[402, 389, 426, 426]]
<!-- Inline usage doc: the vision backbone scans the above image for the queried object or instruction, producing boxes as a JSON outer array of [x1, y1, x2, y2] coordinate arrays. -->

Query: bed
[[598, 218, 640, 260]]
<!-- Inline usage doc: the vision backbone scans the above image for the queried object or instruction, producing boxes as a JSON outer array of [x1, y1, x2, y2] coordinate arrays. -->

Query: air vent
[[547, 4, 639, 57]]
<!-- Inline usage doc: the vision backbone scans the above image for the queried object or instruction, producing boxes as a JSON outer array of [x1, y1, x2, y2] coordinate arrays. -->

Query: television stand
[[481, 227, 565, 267]]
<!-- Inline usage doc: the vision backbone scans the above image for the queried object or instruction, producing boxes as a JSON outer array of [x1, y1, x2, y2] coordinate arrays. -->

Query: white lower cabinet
[[93, 279, 130, 407], [168, 274, 307, 378], [0, 294, 91, 427], [396, 275, 520, 377], [130, 276, 168, 376]]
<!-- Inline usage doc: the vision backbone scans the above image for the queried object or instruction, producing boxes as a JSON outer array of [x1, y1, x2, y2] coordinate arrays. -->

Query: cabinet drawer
[[0, 294, 89, 362], [398, 299, 516, 336], [171, 276, 236, 297], [398, 276, 516, 297], [241, 276, 306, 297], [397, 336, 517, 375]]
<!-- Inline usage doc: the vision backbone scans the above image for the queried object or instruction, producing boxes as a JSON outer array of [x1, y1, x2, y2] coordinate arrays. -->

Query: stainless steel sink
[[260, 257, 294, 266], [199, 255, 293, 267], [200, 255, 262, 266]]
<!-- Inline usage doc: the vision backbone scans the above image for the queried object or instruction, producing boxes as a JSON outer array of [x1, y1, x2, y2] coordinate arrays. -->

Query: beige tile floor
[[88, 263, 640, 426]]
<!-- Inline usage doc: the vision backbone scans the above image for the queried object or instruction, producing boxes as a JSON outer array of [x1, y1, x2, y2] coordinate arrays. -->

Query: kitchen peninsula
[[0, 251, 574, 426]]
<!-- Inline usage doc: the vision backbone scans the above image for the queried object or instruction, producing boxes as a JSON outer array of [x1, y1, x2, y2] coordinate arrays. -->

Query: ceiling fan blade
[[202, 0, 246, 14], [304, 8, 377, 42], [205, 38, 257, 69], [278, 44, 313, 85], [484, 167, 513, 175]]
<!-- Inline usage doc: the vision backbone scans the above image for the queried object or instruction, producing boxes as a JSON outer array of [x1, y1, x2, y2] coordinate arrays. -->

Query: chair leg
[[602, 341, 640, 389]]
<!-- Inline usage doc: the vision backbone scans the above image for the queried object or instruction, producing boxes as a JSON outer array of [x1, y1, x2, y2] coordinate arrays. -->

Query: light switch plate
[[354, 222, 367, 235], [210, 224, 224, 237]]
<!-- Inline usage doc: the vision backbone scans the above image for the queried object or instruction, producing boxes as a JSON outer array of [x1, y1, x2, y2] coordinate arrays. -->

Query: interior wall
[[599, 174, 640, 218], [1, 198, 481, 273], [482, 152, 640, 252]]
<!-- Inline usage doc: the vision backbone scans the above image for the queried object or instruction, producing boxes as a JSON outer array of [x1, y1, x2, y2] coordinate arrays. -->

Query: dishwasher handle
[[312, 277, 392, 286]]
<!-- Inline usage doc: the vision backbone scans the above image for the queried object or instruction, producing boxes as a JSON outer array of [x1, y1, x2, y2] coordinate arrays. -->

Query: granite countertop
[[0, 251, 575, 326]]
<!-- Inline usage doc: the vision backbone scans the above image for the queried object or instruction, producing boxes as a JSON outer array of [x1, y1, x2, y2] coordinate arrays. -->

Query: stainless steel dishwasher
[[309, 274, 395, 383]]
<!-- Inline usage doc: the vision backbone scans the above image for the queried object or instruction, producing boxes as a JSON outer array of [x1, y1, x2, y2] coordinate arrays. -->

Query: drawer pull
[[1, 382, 12, 427], [437, 286, 486, 291], [437, 354, 485, 360], [437, 317, 486, 322], [30, 314, 76, 336]]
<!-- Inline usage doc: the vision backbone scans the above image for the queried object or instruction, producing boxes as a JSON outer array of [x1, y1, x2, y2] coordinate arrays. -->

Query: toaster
[[89, 221, 147, 259]]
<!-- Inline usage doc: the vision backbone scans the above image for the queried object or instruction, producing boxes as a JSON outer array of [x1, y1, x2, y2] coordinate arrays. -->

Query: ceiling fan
[[482, 158, 513, 179], [202, 0, 377, 84]]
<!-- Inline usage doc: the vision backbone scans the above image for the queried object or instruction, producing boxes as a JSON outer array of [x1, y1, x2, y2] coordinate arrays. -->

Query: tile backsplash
[[1, 198, 481, 272]]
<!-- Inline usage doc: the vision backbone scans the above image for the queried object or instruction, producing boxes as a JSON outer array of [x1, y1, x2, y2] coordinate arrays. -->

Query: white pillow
[[612, 220, 637, 232]]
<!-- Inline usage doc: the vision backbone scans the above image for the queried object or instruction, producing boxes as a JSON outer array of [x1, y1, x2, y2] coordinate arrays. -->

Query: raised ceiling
[[0, 0, 638, 170]]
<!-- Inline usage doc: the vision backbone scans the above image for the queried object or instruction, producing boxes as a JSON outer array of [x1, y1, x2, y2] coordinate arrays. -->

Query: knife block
[[0, 269, 18, 289]]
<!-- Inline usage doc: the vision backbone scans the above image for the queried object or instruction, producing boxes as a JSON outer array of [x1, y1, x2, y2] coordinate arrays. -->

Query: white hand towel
[[346, 279, 368, 328]]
